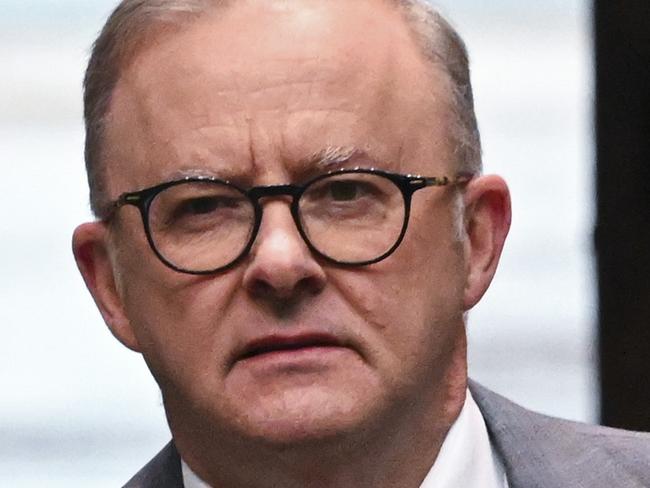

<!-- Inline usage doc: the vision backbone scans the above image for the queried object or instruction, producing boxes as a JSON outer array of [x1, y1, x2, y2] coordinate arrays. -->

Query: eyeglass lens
[[145, 172, 407, 272], [298, 172, 405, 262]]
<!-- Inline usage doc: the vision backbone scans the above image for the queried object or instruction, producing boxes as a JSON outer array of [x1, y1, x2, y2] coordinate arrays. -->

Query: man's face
[[101, 0, 470, 444]]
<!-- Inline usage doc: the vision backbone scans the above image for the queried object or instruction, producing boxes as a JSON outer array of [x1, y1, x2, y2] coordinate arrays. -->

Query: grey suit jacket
[[123, 382, 650, 487]]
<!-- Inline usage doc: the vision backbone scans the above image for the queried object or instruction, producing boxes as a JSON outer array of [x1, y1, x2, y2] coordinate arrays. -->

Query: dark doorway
[[595, 1, 650, 431]]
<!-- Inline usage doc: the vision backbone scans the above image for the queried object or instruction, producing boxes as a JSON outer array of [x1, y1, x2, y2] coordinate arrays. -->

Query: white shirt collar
[[419, 389, 508, 488], [181, 389, 508, 488], [182, 458, 211, 488]]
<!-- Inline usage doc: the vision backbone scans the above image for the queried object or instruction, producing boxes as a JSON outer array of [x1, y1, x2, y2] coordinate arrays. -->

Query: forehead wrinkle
[[127, 12, 345, 108], [108, 81, 253, 188], [127, 55, 352, 138], [229, 61, 338, 97]]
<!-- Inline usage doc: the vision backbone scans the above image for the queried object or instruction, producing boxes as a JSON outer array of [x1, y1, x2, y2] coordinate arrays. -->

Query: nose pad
[[242, 201, 326, 300]]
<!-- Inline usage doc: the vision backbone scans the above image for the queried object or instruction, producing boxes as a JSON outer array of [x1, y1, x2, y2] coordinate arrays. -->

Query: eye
[[149, 181, 254, 236], [318, 179, 378, 202], [329, 181, 362, 201], [178, 196, 226, 215], [166, 195, 244, 225]]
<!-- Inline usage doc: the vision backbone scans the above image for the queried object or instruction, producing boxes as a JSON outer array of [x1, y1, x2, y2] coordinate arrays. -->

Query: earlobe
[[461, 175, 512, 310], [72, 222, 142, 352]]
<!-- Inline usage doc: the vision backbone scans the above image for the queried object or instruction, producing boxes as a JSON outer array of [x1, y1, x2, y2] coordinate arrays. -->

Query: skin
[[73, 0, 511, 486]]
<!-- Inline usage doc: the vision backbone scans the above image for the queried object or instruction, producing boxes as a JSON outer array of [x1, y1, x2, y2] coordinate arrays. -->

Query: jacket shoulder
[[123, 441, 183, 488], [469, 380, 650, 488]]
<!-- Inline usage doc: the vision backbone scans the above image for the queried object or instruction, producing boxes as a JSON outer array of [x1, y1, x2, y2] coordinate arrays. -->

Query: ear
[[72, 222, 142, 352], [462, 175, 511, 310]]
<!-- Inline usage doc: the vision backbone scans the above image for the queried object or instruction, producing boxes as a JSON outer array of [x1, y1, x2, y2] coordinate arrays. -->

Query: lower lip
[[238, 345, 351, 368]]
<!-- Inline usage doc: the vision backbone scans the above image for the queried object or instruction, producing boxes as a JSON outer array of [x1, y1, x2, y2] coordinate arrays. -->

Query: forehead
[[105, 0, 454, 190]]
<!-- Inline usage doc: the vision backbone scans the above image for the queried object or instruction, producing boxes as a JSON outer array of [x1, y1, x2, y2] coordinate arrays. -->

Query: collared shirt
[[419, 389, 508, 488], [181, 389, 508, 488]]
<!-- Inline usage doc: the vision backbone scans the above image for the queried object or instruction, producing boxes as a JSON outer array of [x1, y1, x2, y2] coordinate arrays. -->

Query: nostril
[[248, 279, 275, 298], [248, 274, 324, 301], [300, 275, 326, 295]]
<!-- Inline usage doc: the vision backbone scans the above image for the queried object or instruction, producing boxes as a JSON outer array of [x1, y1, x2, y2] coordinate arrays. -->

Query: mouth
[[238, 333, 346, 362]]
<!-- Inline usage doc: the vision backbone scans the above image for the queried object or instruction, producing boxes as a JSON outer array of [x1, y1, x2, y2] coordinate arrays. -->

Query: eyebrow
[[301, 145, 371, 171], [159, 146, 374, 184], [164, 166, 238, 182]]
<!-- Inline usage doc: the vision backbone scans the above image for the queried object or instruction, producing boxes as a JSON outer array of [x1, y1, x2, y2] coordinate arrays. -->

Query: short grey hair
[[83, 0, 482, 217]]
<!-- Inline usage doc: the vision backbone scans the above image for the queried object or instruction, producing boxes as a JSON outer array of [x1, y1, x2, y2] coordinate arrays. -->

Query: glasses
[[107, 168, 472, 275]]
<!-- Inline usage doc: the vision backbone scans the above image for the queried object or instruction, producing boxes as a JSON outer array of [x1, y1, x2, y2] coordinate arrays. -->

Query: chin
[[224, 383, 384, 447]]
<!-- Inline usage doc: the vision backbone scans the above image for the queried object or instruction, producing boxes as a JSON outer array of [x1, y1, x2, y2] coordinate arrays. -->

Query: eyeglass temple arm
[[412, 173, 475, 188], [99, 193, 143, 221], [117, 193, 143, 206]]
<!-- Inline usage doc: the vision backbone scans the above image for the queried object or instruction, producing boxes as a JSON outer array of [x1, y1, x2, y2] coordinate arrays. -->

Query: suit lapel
[[122, 441, 183, 488]]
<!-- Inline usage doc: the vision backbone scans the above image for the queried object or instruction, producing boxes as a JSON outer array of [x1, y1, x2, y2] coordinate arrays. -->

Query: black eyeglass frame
[[107, 167, 474, 275]]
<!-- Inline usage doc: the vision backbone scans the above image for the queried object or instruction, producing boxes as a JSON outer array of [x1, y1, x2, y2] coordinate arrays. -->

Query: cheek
[[113, 231, 241, 383], [405, 197, 467, 293], [389, 211, 466, 305], [332, 229, 465, 348], [337, 203, 466, 354], [328, 255, 465, 401]]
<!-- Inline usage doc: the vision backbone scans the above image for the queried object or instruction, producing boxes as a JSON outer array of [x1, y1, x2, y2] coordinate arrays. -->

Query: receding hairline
[[84, 0, 481, 217], [93, 0, 458, 92]]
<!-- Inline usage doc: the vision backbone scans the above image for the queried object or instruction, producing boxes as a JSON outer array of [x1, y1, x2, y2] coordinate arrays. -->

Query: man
[[72, 0, 650, 486]]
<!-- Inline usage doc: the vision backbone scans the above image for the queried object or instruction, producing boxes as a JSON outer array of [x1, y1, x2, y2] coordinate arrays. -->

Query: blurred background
[[1, 0, 596, 486]]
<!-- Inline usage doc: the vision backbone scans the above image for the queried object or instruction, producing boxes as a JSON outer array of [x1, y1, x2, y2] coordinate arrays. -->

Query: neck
[[169, 331, 468, 488]]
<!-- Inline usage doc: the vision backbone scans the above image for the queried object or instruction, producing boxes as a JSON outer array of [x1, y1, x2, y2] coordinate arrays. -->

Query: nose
[[242, 200, 326, 301]]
